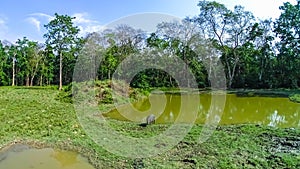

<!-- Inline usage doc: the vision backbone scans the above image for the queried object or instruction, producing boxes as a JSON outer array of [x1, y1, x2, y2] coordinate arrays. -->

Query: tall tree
[[0, 41, 9, 85], [154, 20, 206, 87], [97, 25, 145, 80], [274, 0, 300, 88], [194, 1, 256, 88], [252, 19, 276, 88], [27, 43, 44, 86], [76, 32, 104, 82], [7, 44, 17, 86], [41, 45, 55, 85], [14, 37, 43, 86], [44, 13, 81, 90]]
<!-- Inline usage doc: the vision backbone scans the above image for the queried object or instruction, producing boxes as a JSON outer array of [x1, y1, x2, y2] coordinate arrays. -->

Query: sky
[[0, 0, 297, 43]]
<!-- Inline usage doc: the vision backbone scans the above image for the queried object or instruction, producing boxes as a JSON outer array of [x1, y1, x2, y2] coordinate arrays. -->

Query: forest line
[[0, 1, 299, 89]]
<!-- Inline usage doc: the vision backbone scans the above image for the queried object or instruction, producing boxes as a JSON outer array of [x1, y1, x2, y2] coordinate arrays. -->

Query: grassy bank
[[0, 85, 299, 168]]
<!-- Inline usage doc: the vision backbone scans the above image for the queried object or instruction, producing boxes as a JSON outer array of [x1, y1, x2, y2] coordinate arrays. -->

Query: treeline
[[0, 1, 299, 89]]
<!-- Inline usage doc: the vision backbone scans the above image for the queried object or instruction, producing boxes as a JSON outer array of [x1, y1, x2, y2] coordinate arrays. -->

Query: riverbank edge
[[1, 122, 299, 168]]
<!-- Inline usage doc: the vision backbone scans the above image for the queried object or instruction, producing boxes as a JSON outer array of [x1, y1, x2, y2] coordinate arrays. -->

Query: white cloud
[[26, 13, 54, 34], [72, 12, 105, 37], [29, 13, 54, 21], [25, 12, 105, 38], [77, 24, 106, 37], [26, 17, 41, 32], [72, 13, 98, 24], [0, 18, 5, 25], [0, 16, 8, 39]]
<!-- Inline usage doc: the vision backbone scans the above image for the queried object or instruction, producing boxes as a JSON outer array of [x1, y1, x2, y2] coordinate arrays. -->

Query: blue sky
[[0, 0, 297, 43]]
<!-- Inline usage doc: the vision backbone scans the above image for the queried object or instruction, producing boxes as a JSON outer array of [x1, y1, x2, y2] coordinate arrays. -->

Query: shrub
[[289, 94, 300, 103]]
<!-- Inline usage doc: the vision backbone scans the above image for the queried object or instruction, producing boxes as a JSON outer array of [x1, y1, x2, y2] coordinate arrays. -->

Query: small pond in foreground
[[0, 144, 95, 169], [105, 93, 300, 128]]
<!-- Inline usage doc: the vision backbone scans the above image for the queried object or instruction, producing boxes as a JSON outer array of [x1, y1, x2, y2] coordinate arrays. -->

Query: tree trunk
[[12, 58, 15, 86], [224, 51, 239, 89], [169, 76, 173, 87], [30, 61, 40, 86], [26, 76, 30, 86], [40, 75, 43, 86], [59, 52, 63, 90], [108, 69, 111, 80], [30, 76, 35, 86]]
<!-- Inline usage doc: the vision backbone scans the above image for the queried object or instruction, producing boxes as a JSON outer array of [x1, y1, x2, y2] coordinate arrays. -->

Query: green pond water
[[105, 93, 300, 128], [0, 146, 95, 169]]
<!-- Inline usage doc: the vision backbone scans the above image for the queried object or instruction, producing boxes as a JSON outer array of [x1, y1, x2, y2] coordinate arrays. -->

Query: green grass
[[0, 86, 299, 168], [0, 86, 123, 168]]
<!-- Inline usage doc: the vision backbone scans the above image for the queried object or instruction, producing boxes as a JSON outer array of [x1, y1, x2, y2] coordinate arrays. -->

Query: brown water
[[0, 147, 95, 169], [105, 93, 300, 128]]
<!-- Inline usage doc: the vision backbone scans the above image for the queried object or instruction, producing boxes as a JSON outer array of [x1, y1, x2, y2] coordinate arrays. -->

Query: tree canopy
[[44, 13, 82, 90]]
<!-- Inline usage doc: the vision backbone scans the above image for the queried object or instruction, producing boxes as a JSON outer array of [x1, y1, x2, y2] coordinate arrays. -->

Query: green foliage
[[55, 83, 74, 103], [196, 1, 257, 88], [289, 94, 300, 103], [13, 37, 44, 86], [274, 1, 300, 88], [44, 13, 83, 90], [0, 41, 9, 85], [56, 80, 148, 105], [0, 0, 300, 90]]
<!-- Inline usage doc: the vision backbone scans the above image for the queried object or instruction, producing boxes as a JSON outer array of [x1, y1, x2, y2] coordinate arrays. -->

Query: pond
[[0, 144, 95, 169], [104, 93, 300, 128]]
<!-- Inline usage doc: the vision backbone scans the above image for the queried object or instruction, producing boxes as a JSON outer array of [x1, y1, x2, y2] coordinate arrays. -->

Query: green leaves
[[44, 13, 83, 90], [274, 0, 300, 88], [44, 13, 80, 49], [0, 1, 299, 89], [195, 1, 257, 88], [0, 41, 9, 85]]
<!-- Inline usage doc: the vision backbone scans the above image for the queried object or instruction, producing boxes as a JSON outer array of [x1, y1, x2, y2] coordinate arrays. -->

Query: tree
[[96, 25, 145, 80], [114, 25, 145, 55], [0, 41, 9, 85], [194, 1, 256, 88], [44, 13, 81, 90], [251, 19, 276, 88], [274, 0, 300, 88], [7, 44, 18, 86], [27, 43, 44, 86], [75, 32, 104, 82], [153, 20, 207, 87], [14, 37, 43, 86]]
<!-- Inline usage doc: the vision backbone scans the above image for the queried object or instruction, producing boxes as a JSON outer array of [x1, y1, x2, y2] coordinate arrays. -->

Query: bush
[[289, 94, 300, 103], [56, 80, 148, 105]]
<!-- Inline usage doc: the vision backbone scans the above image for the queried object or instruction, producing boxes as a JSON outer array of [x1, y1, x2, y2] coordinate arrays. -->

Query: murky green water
[[105, 93, 300, 128], [0, 146, 95, 169]]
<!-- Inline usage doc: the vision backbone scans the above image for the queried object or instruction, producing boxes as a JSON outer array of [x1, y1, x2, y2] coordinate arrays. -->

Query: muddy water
[[0, 145, 95, 169], [105, 93, 300, 128]]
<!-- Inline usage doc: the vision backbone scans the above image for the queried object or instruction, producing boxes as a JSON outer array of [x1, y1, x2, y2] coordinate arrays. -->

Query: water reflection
[[268, 110, 286, 127]]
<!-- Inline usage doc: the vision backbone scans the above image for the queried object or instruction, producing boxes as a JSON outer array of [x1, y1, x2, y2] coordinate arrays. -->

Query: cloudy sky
[[0, 0, 297, 43]]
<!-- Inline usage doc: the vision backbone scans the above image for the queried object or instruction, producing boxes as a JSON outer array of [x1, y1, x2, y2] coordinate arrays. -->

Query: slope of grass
[[0, 85, 299, 168], [0, 86, 124, 168]]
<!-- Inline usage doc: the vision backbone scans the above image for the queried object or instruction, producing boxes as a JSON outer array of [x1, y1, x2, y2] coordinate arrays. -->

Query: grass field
[[0, 86, 299, 168]]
